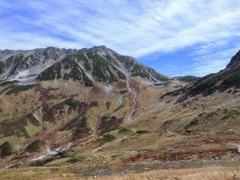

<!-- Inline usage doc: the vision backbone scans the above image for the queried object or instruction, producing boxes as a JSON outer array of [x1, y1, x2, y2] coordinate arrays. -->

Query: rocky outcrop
[[226, 50, 240, 69]]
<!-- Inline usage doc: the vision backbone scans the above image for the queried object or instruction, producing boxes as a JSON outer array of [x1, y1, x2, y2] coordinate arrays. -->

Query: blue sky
[[0, 0, 240, 77]]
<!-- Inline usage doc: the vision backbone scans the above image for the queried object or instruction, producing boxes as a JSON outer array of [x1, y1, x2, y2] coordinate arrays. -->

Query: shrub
[[25, 140, 41, 153], [92, 101, 98, 107], [136, 130, 150, 134], [0, 80, 19, 87], [7, 84, 35, 95], [62, 99, 78, 108], [223, 107, 240, 119], [38, 62, 62, 80], [1, 141, 13, 156], [102, 133, 116, 142], [118, 127, 130, 134], [67, 153, 93, 163], [184, 113, 205, 129], [59, 150, 72, 158], [74, 116, 87, 135]]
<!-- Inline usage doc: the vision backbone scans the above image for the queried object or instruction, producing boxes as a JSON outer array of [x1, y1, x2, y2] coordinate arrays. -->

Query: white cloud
[[0, 0, 240, 76], [189, 47, 240, 76]]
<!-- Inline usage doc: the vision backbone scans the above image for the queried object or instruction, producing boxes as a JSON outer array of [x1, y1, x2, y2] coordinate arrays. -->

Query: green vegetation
[[101, 133, 116, 142], [92, 101, 98, 107], [206, 111, 216, 118], [38, 62, 62, 80], [59, 150, 72, 158], [222, 67, 240, 87], [178, 76, 199, 83], [0, 61, 5, 74], [25, 140, 41, 153], [7, 84, 35, 95], [16, 128, 30, 138], [132, 64, 149, 78], [187, 74, 221, 96], [62, 58, 82, 81], [136, 130, 150, 134], [101, 125, 119, 134], [63, 58, 93, 86], [112, 66, 126, 80], [1, 117, 22, 124], [1, 141, 13, 156], [184, 113, 205, 129], [76, 54, 92, 71], [62, 99, 78, 108], [74, 116, 87, 135], [0, 80, 19, 87], [153, 71, 169, 81], [67, 153, 93, 163], [82, 72, 93, 87], [223, 107, 240, 119], [89, 53, 117, 83], [118, 127, 130, 134]]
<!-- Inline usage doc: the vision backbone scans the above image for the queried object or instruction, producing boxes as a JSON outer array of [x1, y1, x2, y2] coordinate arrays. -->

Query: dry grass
[[1, 166, 240, 180], [86, 166, 240, 180]]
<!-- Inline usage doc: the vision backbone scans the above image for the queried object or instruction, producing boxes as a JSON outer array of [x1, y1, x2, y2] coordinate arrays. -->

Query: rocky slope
[[174, 50, 240, 102], [226, 50, 240, 69], [0, 46, 173, 166], [0, 46, 168, 84], [1, 47, 240, 176]]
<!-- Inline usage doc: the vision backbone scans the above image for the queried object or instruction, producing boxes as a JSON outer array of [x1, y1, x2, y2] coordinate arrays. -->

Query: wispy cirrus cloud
[[0, 0, 240, 76]]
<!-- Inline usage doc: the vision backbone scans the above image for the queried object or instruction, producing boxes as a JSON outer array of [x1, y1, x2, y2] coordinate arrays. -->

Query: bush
[[62, 99, 78, 108], [67, 153, 93, 163], [74, 116, 87, 135], [25, 140, 41, 153], [222, 107, 240, 119], [92, 101, 98, 107], [184, 113, 205, 129], [1, 141, 13, 156], [102, 133, 116, 142], [118, 127, 130, 134], [59, 150, 72, 158], [7, 84, 35, 95], [136, 130, 150, 134]]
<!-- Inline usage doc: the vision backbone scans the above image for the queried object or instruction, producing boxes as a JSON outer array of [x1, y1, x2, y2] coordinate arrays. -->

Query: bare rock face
[[226, 50, 240, 69], [0, 46, 168, 84]]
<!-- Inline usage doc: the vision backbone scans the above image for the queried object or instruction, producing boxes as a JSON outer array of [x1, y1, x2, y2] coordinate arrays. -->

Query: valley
[[0, 46, 240, 179]]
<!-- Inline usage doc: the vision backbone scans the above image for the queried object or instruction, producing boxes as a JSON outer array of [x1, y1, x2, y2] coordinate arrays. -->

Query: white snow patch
[[104, 85, 115, 96], [117, 96, 123, 104], [55, 142, 73, 152], [15, 70, 30, 79]]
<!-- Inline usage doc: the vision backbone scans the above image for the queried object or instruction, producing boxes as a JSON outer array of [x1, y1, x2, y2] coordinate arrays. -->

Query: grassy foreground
[[0, 166, 240, 180]]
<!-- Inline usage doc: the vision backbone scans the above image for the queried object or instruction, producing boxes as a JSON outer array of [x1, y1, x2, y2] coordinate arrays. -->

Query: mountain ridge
[[0, 46, 169, 85]]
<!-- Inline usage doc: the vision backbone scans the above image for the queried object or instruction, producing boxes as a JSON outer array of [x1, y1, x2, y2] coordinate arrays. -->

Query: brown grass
[[86, 166, 240, 180], [1, 166, 240, 180]]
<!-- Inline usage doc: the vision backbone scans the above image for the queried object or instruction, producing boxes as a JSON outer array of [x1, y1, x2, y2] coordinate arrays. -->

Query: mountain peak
[[226, 50, 240, 69]]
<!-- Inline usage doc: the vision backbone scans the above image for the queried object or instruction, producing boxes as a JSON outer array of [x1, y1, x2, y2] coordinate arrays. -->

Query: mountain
[[0, 46, 173, 166], [1, 47, 240, 177], [0, 46, 168, 84], [175, 50, 240, 102], [226, 50, 240, 69]]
